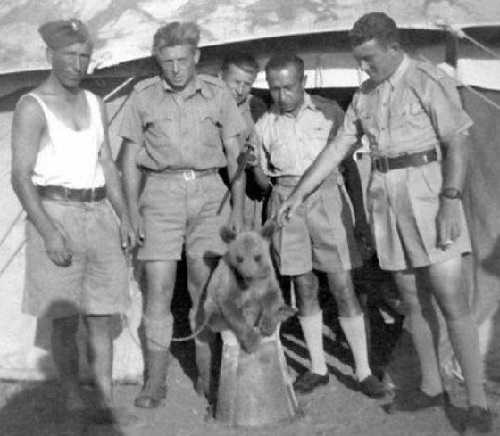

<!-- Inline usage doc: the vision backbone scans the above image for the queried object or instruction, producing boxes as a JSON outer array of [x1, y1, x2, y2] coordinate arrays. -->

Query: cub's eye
[[254, 254, 262, 263], [236, 256, 244, 263]]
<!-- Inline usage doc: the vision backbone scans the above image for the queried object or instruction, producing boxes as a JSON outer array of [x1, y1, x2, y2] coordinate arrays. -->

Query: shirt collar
[[272, 92, 317, 120], [160, 75, 213, 99], [387, 54, 410, 89]]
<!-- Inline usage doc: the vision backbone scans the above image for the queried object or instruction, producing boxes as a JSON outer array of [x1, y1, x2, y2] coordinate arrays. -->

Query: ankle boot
[[134, 350, 169, 408]]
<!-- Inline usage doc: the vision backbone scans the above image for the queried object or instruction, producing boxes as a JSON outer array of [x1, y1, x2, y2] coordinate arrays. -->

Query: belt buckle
[[183, 169, 196, 181], [374, 155, 389, 173]]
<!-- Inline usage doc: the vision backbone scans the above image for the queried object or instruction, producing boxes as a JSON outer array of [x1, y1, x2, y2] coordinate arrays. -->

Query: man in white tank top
[[11, 19, 135, 423]]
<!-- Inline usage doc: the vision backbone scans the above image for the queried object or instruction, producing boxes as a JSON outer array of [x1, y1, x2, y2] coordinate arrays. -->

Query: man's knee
[[294, 272, 319, 304]]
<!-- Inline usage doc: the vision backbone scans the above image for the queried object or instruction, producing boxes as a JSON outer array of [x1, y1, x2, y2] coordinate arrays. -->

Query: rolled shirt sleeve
[[117, 91, 144, 146], [417, 71, 473, 144], [219, 87, 247, 144]]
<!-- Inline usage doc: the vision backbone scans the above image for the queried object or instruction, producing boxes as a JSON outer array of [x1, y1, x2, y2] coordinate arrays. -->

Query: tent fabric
[[0, 1, 499, 383], [1, 0, 500, 74]]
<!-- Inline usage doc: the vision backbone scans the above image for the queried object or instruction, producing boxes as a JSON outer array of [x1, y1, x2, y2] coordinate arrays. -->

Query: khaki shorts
[[367, 161, 471, 271], [23, 199, 129, 319], [268, 175, 361, 276], [138, 172, 230, 260]]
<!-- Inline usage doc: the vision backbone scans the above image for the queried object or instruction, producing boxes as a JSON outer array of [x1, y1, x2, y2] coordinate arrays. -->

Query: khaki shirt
[[332, 55, 473, 159], [238, 94, 267, 144], [118, 74, 246, 171], [254, 93, 344, 177]]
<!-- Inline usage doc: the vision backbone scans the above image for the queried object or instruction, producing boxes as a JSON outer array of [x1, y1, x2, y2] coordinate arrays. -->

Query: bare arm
[[342, 156, 367, 226], [98, 99, 135, 250], [224, 135, 245, 231], [120, 138, 144, 243], [11, 97, 71, 266], [436, 132, 468, 248]]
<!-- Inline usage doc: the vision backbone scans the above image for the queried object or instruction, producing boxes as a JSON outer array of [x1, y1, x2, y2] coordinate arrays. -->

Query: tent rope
[[441, 24, 500, 61], [0, 210, 24, 249], [0, 239, 25, 278], [418, 54, 500, 113]]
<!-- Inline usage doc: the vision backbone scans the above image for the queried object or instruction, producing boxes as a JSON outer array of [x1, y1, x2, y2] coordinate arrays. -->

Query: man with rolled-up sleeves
[[119, 21, 246, 409]]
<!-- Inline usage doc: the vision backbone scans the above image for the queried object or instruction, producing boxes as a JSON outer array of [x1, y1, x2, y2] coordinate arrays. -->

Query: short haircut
[[349, 12, 399, 47], [153, 21, 200, 52], [221, 53, 259, 75], [265, 54, 304, 80]]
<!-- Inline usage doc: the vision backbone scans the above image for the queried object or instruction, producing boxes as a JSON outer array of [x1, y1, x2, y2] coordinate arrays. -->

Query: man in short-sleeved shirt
[[278, 13, 491, 433], [119, 22, 246, 409], [251, 54, 385, 398]]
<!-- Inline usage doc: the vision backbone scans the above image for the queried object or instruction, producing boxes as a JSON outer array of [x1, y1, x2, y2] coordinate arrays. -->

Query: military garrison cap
[[38, 18, 91, 50]]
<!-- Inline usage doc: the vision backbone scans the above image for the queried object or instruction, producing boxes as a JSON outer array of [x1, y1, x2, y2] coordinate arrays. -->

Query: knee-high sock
[[339, 314, 372, 381], [447, 315, 487, 408], [299, 311, 327, 375], [408, 310, 443, 396]]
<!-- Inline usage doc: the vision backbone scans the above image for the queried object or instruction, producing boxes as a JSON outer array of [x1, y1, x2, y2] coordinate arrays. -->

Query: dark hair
[[265, 54, 304, 79], [221, 53, 259, 75], [153, 21, 200, 52], [349, 12, 399, 47]]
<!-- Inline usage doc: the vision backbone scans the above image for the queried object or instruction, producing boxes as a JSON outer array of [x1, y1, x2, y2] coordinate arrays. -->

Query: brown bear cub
[[203, 221, 296, 353]]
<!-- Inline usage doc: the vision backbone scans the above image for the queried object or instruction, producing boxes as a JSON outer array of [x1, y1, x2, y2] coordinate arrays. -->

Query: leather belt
[[144, 168, 218, 181], [372, 149, 438, 173], [270, 175, 301, 187], [37, 185, 106, 202]]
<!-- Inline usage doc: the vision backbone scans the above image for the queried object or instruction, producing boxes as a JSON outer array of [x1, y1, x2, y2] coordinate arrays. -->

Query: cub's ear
[[220, 226, 237, 243], [260, 218, 278, 240]]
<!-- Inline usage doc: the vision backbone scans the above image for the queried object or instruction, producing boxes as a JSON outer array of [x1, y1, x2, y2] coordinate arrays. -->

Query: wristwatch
[[439, 187, 462, 200]]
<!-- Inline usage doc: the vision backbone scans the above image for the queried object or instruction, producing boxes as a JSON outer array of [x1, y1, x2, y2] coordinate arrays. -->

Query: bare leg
[[85, 315, 113, 406], [426, 257, 487, 409], [51, 315, 85, 410], [186, 256, 219, 401], [393, 269, 443, 397], [135, 260, 177, 408]]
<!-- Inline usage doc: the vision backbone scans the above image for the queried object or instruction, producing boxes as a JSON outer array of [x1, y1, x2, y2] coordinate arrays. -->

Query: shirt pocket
[[143, 112, 176, 143], [200, 111, 223, 149], [391, 102, 428, 130]]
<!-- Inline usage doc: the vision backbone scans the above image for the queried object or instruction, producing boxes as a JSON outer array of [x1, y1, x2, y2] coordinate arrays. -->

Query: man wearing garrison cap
[[119, 22, 246, 408], [11, 18, 134, 422]]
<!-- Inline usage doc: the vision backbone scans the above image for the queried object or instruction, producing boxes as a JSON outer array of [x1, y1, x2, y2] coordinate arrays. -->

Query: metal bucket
[[215, 329, 299, 427]]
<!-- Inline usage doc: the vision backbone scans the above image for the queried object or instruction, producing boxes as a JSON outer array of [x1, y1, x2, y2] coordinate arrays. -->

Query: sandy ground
[[0, 300, 498, 436]]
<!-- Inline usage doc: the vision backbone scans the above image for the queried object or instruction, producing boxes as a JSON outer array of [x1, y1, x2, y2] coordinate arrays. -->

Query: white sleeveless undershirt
[[27, 90, 105, 189]]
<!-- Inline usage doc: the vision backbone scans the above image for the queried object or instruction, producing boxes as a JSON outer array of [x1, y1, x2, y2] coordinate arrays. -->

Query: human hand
[[276, 194, 301, 227], [436, 198, 462, 250], [43, 230, 72, 267], [130, 210, 145, 246], [119, 216, 137, 253], [237, 145, 257, 169]]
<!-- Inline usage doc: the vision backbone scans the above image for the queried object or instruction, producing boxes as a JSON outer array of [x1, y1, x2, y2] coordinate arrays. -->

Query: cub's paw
[[258, 315, 277, 337], [277, 305, 297, 322], [240, 328, 262, 353]]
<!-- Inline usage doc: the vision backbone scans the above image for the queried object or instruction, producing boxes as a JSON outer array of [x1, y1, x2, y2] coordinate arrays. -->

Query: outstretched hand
[[436, 198, 462, 250], [276, 194, 302, 227]]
